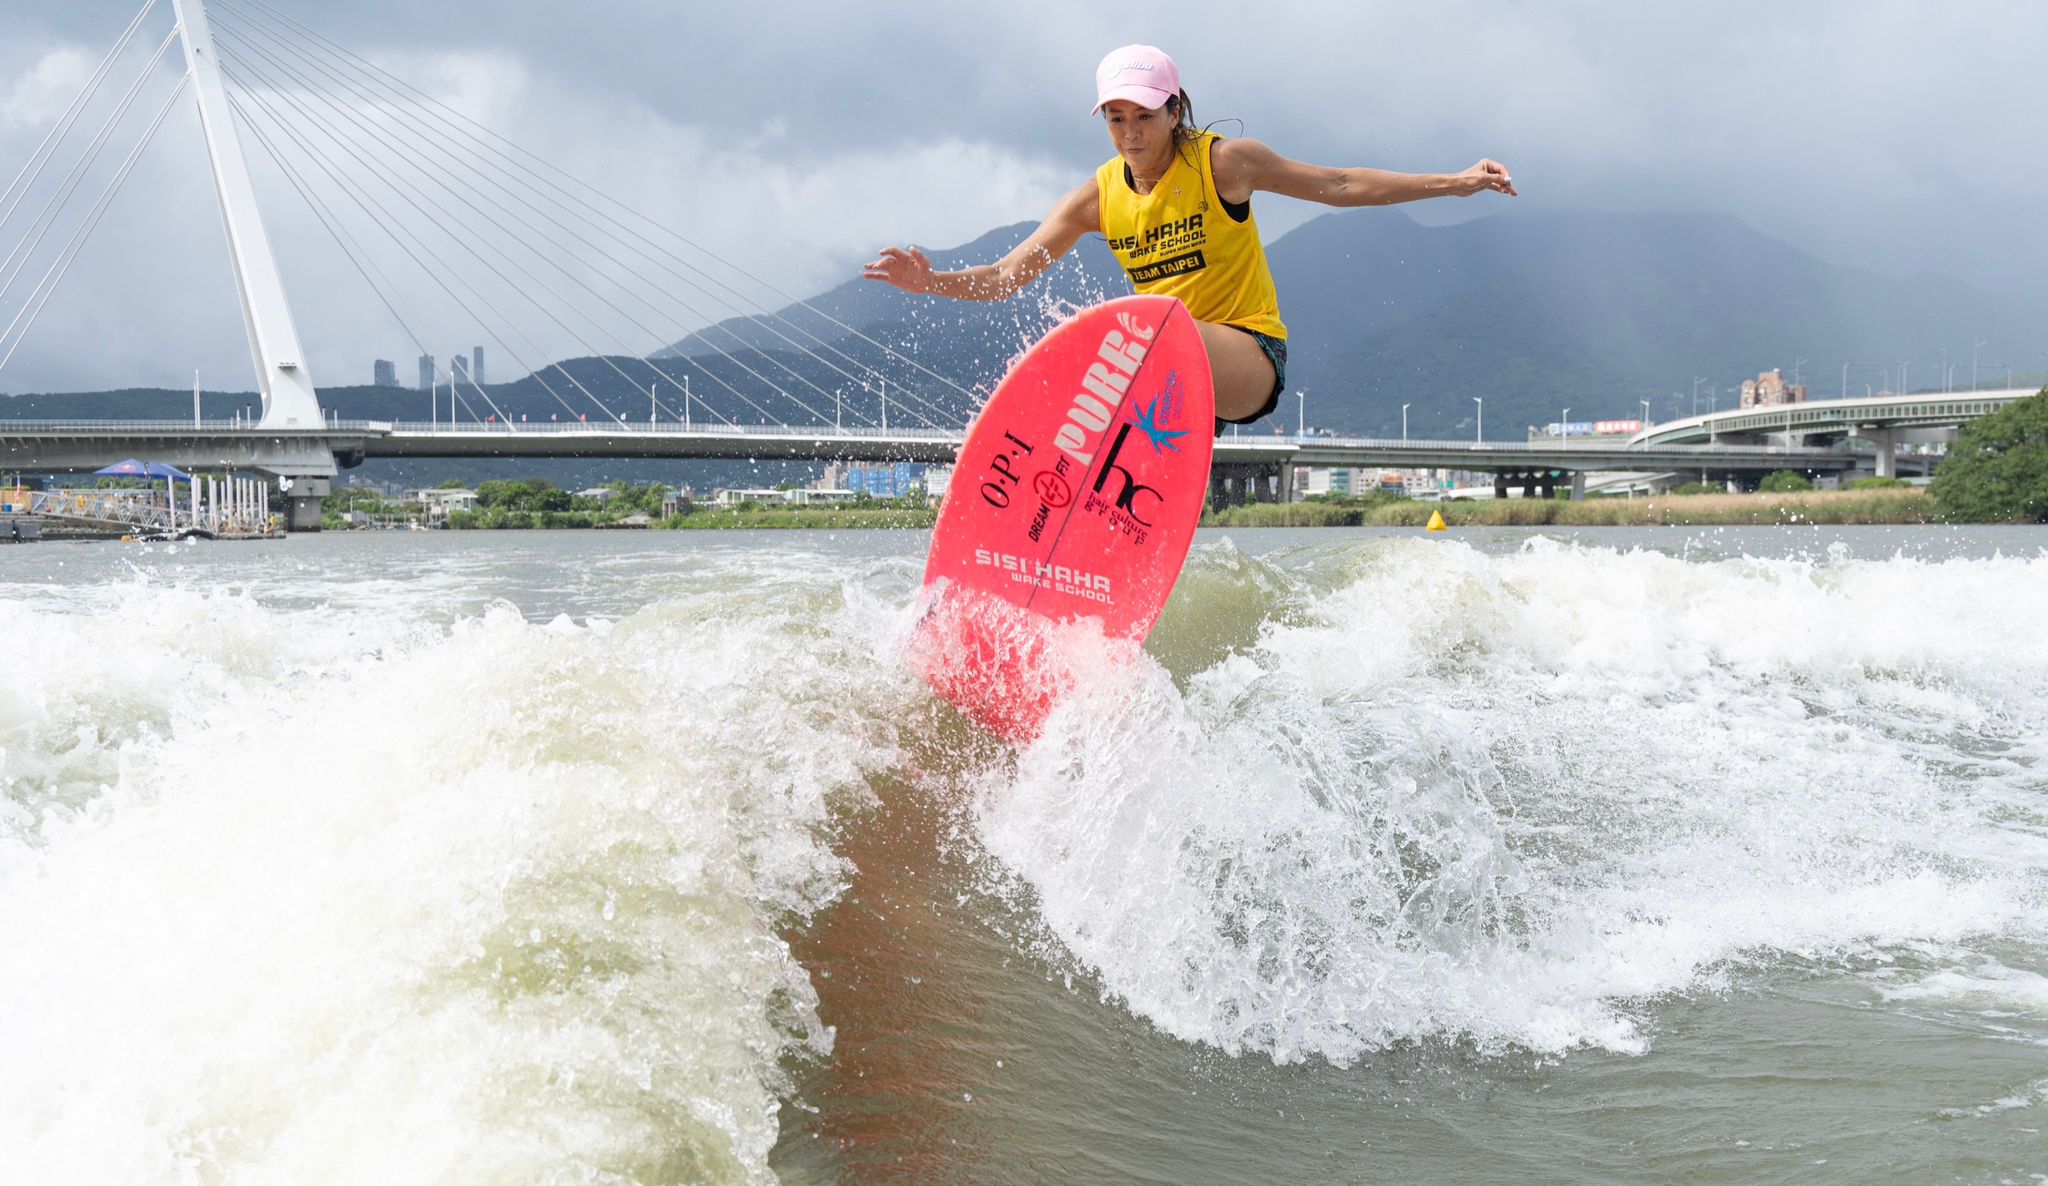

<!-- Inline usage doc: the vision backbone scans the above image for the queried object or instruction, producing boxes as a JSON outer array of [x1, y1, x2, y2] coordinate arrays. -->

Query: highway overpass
[[1638, 387, 2035, 477]]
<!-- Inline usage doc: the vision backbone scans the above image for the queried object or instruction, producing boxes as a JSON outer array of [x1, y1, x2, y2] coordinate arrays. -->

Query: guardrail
[[379, 420, 964, 440], [1238, 434, 1843, 456], [0, 419, 374, 433], [3, 418, 1846, 456], [0, 418, 968, 440]]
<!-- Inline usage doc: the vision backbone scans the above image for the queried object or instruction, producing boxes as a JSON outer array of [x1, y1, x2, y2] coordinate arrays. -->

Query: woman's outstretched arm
[[864, 179, 1100, 301], [1212, 138, 1516, 208]]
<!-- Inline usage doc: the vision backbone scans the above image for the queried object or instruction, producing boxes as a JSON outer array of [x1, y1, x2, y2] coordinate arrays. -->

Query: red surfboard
[[908, 294, 1215, 742]]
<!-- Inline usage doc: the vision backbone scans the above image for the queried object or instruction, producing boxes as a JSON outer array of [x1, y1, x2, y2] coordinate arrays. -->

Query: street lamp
[[1561, 406, 1570, 448], [1473, 396, 1483, 444], [1401, 403, 1410, 443], [1693, 376, 1709, 416], [1296, 389, 1306, 437]]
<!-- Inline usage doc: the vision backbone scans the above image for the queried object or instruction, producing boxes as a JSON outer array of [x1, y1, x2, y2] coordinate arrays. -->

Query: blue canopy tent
[[94, 459, 195, 482]]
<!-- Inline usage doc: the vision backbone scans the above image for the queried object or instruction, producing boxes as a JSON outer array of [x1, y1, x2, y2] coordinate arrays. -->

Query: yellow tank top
[[1095, 131, 1286, 339]]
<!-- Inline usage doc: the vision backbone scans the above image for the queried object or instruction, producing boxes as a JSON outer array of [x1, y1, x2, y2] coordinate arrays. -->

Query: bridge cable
[[224, 71, 555, 424], [212, 27, 860, 431], [224, 86, 533, 425], [0, 74, 190, 374], [210, 1, 899, 424], [217, 54, 648, 426], [219, 62, 622, 427], [0, 28, 182, 310], [222, 0, 979, 421], [209, 3, 953, 430], [0, 0, 158, 237], [220, 54, 809, 429], [225, 75, 609, 428]]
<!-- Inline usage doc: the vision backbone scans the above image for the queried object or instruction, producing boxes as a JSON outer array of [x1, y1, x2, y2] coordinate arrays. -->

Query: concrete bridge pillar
[[1852, 425, 1898, 479], [1568, 471, 1586, 501], [279, 475, 329, 532], [1277, 462, 1295, 504], [1493, 473, 1509, 499]]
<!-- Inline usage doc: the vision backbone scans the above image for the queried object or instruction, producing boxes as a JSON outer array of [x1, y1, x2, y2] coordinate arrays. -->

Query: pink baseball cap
[[1091, 45, 1180, 114]]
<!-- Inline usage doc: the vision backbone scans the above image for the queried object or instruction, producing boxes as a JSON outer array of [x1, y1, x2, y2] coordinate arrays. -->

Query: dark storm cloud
[[4, 0, 2043, 392]]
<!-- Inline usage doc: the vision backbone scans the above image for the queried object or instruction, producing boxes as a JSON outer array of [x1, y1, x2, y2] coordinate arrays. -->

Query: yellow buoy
[[1426, 509, 1447, 532]]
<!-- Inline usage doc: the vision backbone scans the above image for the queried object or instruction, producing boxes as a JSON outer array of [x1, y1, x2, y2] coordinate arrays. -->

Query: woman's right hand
[[862, 245, 935, 293]]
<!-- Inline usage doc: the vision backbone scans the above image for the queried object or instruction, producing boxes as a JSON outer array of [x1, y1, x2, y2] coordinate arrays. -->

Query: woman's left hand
[[1457, 159, 1517, 197]]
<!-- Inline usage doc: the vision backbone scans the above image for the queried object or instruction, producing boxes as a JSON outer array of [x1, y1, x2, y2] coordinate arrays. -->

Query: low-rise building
[[410, 488, 479, 521], [1740, 369, 1808, 408]]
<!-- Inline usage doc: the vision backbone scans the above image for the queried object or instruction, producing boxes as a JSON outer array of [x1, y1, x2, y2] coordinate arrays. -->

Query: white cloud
[[0, 44, 1072, 393], [0, 48, 97, 131], [2, 0, 2044, 393]]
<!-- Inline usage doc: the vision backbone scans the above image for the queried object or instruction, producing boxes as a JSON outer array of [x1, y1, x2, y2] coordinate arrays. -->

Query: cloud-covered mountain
[[700, 207, 2047, 439]]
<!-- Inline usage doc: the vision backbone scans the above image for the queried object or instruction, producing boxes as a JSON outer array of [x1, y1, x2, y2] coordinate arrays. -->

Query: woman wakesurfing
[[864, 43, 1518, 431]]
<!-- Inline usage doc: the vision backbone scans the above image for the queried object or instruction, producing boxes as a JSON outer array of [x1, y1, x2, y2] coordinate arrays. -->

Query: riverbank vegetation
[[323, 478, 940, 530], [1202, 486, 1939, 528], [321, 389, 2048, 534], [1929, 389, 2048, 522], [656, 503, 936, 530]]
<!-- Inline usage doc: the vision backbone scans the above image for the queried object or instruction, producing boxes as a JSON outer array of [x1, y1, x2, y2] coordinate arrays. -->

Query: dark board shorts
[[1213, 326, 1288, 435]]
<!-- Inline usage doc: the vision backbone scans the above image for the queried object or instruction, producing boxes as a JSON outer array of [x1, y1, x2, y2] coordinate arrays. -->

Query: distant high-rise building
[[452, 354, 470, 386], [418, 353, 435, 392], [472, 346, 485, 387], [373, 359, 398, 387]]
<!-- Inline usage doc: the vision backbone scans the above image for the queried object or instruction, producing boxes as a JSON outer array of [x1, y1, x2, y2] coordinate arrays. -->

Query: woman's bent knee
[[1196, 321, 1282, 423]]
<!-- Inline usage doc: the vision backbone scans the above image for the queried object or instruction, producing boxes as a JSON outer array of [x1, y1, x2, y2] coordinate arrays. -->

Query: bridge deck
[[2, 419, 1856, 473]]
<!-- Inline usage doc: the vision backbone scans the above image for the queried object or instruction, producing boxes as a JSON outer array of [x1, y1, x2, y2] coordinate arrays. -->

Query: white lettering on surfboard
[[1053, 321, 1155, 467], [974, 547, 1115, 602]]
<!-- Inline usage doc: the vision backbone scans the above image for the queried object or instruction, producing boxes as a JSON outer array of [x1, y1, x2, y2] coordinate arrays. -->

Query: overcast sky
[[2, 0, 2043, 395]]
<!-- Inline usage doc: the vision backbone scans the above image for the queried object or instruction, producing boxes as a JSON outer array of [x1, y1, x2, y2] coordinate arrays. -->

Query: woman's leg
[[1195, 320, 1279, 422]]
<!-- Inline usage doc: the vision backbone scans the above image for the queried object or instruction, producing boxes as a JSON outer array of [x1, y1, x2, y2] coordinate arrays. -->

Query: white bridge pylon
[[171, 0, 323, 433]]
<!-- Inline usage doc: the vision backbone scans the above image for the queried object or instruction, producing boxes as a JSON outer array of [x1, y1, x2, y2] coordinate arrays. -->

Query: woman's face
[[1100, 99, 1174, 170]]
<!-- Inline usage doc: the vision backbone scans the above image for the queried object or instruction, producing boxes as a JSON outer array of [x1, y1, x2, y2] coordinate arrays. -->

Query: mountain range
[[8, 208, 2040, 488], [674, 207, 2046, 438]]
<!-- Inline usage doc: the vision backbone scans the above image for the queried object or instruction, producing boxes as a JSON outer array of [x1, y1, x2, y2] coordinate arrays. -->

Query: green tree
[[474, 479, 524, 509], [1759, 469, 1813, 492], [1930, 389, 2048, 522]]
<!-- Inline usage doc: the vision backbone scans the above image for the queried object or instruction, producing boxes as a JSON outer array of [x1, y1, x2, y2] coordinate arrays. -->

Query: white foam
[[975, 537, 2048, 1062], [1882, 958, 2048, 1014], [0, 572, 898, 1183]]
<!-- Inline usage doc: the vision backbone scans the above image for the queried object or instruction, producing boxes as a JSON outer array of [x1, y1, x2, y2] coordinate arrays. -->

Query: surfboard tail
[[906, 583, 1067, 744]]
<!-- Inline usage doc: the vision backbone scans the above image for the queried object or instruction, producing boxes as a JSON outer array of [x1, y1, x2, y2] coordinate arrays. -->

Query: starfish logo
[[1131, 392, 1187, 455]]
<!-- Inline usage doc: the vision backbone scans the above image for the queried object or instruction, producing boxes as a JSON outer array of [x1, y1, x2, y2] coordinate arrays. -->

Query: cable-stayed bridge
[[0, 0, 1004, 527], [2, 418, 1851, 508], [0, 0, 1971, 529]]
